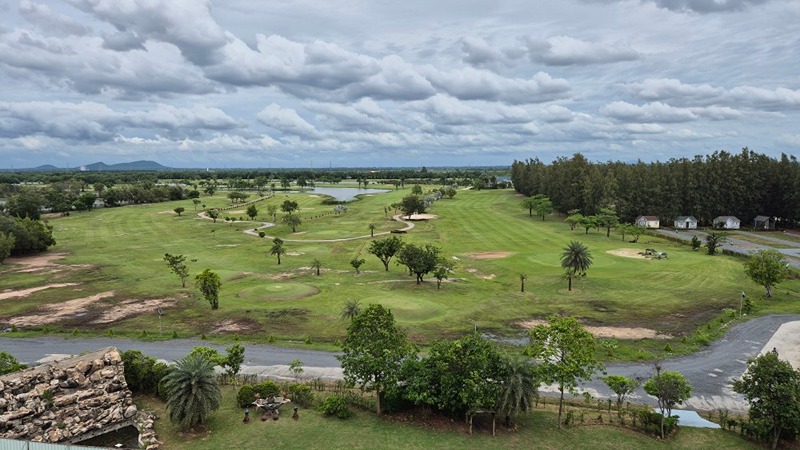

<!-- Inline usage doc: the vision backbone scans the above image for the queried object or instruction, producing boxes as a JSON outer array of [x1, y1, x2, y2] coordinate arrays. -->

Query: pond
[[300, 187, 390, 202]]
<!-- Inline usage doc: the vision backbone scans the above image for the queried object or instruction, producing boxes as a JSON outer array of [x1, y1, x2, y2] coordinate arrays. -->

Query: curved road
[[3, 314, 798, 411]]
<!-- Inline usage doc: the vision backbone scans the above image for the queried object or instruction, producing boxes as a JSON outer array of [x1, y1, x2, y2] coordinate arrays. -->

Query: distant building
[[674, 216, 698, 229], [713, 216, 741, 230], [635, 215, 660, 229], [753, 215, 774, 230]]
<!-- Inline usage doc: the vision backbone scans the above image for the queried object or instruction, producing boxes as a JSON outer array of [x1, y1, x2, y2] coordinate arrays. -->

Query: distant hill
[[30, 164, 60, 171], [80, 160, 169, 171]]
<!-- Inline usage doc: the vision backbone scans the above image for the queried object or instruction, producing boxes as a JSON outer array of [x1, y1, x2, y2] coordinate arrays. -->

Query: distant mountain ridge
[[20, 160, 170, 171]]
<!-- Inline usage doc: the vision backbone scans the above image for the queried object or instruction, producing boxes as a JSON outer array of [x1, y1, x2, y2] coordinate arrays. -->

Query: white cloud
[[256, 104, 321, 139], [525, 35, 639, 66], [19, 0, 89, 36]]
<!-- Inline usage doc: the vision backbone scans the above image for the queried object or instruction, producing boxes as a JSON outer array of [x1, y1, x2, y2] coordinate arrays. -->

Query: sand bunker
[[517, 319, 670, 340], [408, 214, 438, 220], [228, 210, 245, 214], [467, 252, 513, 260], [0, 283, 80, 300], [606, 249, 648, 259], [7, 291, 114, 327]]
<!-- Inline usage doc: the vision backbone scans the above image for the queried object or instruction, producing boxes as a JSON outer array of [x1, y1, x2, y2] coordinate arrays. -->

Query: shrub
[[254, 380, 281, 398], [288, 384, 314, 407], [237, 385, 256, 408], [636, 410, 678, 436], [319, 395, 352, 419]]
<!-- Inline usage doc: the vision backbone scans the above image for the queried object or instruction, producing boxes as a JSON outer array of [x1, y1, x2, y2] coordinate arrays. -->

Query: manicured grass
[[2, 188, 800, 357], [136, 386, 758, 450]]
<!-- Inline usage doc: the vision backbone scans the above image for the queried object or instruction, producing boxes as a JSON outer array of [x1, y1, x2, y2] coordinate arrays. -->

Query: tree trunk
[[521, 280, 525, 292], [557, 385, 565, 429], [606, 227, 611, 238], [376, 387, 382, 416], [568, 275, 572, 291], [765, 284, 772, 298], [437, 280, 441, 290], [529, 208, 532, 217], [383, 260, 390, 271], [277, 255, 281, 265]]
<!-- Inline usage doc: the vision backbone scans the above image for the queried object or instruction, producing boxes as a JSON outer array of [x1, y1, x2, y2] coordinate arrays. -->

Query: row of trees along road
[[511, 149, 800, 226]]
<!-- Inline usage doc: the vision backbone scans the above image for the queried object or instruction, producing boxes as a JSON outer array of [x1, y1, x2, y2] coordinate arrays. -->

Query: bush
[[636, 410, 678, 436], [237, 385, 256, 408], [319, 395, 352, 419], [121, 350, 171, 396], [254, 380, 281, 398], [288, 384, 314, 407]]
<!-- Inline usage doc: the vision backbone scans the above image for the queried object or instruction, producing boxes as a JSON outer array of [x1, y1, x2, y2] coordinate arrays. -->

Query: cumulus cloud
[[256, 104, 321, 139], [524, 35, 639, 66], [422, 67, 570, 104], [602, 101, 698, 123], [406, 94, 530, 126], [627, 78, 800, 111], [306, 99, 400, 132], [646, 0, 772, 13], [19, 0, 89, 36], [460, 37, 507, 69]]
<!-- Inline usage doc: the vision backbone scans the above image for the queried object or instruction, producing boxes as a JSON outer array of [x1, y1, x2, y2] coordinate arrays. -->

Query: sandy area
[[285, 251, 305, 256], [228, 210, 245, 214], [4, 252, 66, 268], [7, 291, 114, 326], [0, 283, 80, 300], [467, 251, 513, 260], [307, 194, 321, 198], [465, 267, 496, 280], [211, 319, 259, 334], [92, 297, 177, 324], [157, 210, 176, 214], [517, 319, 671, 340], [606, 249, 648, 259], [408, 214, 438, 220], [760, 321, 800, 369]]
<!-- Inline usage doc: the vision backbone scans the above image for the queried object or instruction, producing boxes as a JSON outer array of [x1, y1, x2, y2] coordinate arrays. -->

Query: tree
[[192, 199, 202, 210], [628, 225, 645, 243], [521, 196, 537, 218], [0, 232, 15, 264], [368, 223, 376, 237], [281, 200, 299, 214], [246, 204, 258, 220], [74, 192, 97, 212], [528, 316, 603, 428], [224, 343, 245, 380], [578, 215, 596, 234], [411, 184, 423, 195], [604, 375, 640, 412], [338, 304, 416, 416], [162, 353, 222, 430], [0, 351, 27, 375], [531, 194, 554, 221], [207, 209, 219, 223], [368, 236, 404, 271], [595, 207, 619, 237], [5, 188, 44, 220], [433, 261, 452, 290], [194, 269, 221, 309], [399, 194, 425, 219], [163, 253, 190, 287], [643, 365, 692, 439], [706, 231, 728, 255], [565, 213, 583, 231], [289, 359, 304, 381], [311, 258, 322, 276], [744, 249, 790, 298], [519, 273, 527, 292], [173, 207, 185, 216], [282, 214, 302, 232], [340, 299, 362, 320], [497, 356, 538, 427], [350, 257, 365, 274], [266, 204, 278, 221], [733, 352, 800, 450], [397, 243, 440, 284], [0, 216, 56, 256], [561, 241, 593, 291], [270, 237, 286, 265]]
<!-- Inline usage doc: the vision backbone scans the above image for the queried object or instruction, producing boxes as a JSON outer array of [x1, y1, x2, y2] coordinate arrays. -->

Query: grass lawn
[[2, 187, 800, 358], [136, 386, 758, 450]]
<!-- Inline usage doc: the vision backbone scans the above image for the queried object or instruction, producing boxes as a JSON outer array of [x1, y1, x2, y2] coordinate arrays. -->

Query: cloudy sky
[[1, 0, 798, 168]]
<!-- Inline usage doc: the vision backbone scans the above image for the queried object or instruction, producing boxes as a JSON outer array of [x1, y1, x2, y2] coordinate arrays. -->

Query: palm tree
[[368, 223, 377, 237], [270, 237, 286, 265], [497, 356, 538, 427], [561, 240, 593, 291], [162, 353, 221, 430], [340, 299, 362, 320], [311, 258, 322, 276], [519, 274, 527, 292]]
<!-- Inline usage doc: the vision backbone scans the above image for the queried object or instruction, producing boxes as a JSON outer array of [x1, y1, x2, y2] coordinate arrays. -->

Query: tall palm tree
[[270, 237, 286, 265], [560, 240, 593, 291], [162, 353, 221, 430], [497, 356, 538, 427]]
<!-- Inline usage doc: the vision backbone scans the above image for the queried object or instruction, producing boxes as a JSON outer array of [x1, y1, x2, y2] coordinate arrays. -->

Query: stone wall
[[0, 347, 159, 448]]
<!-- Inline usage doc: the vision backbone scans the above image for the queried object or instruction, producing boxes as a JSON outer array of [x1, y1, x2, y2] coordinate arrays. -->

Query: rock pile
[[0, 347, 159, 448]]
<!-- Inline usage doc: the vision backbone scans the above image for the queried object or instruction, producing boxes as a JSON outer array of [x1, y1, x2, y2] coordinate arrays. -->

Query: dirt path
[[0, 283, 80, 300]]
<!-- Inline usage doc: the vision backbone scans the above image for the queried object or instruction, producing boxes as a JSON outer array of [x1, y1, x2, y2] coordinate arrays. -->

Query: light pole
[[157, 307, 164, 337], [739, 291, 746, 319]]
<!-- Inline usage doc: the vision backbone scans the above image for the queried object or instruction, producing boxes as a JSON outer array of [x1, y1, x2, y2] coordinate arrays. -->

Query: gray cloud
[[647, 0, 772, 13], [524, 35, 639, 66], [19, 0, 89, 36]]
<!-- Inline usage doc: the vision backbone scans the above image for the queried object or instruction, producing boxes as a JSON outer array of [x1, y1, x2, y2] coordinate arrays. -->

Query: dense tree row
[[511, 149, 800, 227]]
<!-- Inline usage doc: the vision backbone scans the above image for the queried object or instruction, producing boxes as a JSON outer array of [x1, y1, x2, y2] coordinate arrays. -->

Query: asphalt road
[[3, 314, 799, 411]]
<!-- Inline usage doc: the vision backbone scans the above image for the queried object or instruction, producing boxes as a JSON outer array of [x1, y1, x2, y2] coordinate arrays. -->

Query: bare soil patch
[[285, 251, 305, 256], [7, 291, 114, 327], [157, 210, 176, 214], [0, 283, 80, 300], [4, 252, 66, 268], [307, 194, 321, 198], [467, 251, 513, 260], [92, 297, 178, 324], [210, 318, 262, 334], [516, 319, 671, 340], [408, 214, 438, 220], [465, 267, 496, 280], [227, 210, 245, 214], [606, 249, 648, 259]]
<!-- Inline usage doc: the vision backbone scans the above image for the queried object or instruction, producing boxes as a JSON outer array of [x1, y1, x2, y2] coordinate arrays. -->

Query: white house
[[635, 215, 660, 229], [674, 216, 698, 229], [713, 216, 740, 230]]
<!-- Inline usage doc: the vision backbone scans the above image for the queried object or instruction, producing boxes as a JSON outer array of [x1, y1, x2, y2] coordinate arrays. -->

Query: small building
[[713, 216, 741, 230], [635, 215, 660, 229], [674, 215, 698, 230], [753, 215, 773, 230]]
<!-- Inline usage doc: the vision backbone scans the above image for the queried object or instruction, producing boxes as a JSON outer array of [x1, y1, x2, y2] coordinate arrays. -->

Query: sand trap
[[606, 249, 648, 259], [408, 214, 438, 220], [228, 210, 245, 214], [517, 319, 670, 340], [467, 252, 513, 260], [760, 321, 800, 370], [7, 291, 114, 326], [0, 283, 80, 300], [307, 194, 321, 198]]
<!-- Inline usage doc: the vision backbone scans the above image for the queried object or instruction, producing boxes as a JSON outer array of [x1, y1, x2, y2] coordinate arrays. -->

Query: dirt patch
[[408, 214, 438, 220], [4, 252, 66, 268], [92, 297, 178, 324], [0, 283, 80, 300], [227, 210, 246, 214], [7, 291, 114, 327], [285, 251, 305, 256], [467, 252, 513, 260], [464, 267, 496, 281], [307, 194, 321, 198], [211, 319, 262, 334], [157, 210, 176, 214], [606, 249, 647, 259], [516, 319, 671, 340]]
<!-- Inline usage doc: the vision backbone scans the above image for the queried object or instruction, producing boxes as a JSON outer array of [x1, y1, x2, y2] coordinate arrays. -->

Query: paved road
[[656, 229, 800, 268], [3, 315, 799, 411]]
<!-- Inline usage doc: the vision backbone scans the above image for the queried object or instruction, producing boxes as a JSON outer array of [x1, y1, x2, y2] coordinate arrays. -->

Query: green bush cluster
[[319, 395, 352, 419], [636, 410, 678, 436], [237, 385, 256, 408], [288, 384, 314, 407], [121, 350, 171, 399]]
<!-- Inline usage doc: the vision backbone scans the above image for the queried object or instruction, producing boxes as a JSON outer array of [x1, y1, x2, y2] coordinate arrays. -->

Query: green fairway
[[2, 187, 800, 355]]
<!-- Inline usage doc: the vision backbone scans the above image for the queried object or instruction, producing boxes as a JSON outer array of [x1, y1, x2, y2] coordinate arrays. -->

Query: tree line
[[511, 149, 800, 227]]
